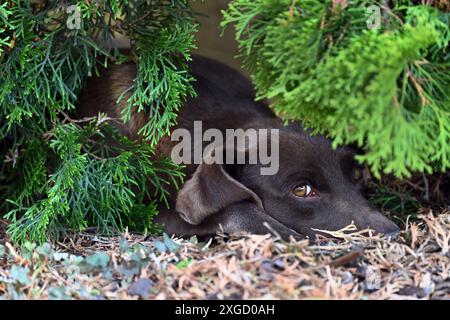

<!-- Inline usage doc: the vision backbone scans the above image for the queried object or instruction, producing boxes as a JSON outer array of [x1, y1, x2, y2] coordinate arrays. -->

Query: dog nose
[[383, 223, 400, 237], [375, 218, 400, 237], [384, 228, 400, 238], [381, 218, 400, 234], [361, 210, 400, 236]]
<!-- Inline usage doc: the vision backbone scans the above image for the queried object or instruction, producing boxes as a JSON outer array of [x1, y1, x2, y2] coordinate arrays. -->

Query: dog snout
[[359, 210, 400, 235]]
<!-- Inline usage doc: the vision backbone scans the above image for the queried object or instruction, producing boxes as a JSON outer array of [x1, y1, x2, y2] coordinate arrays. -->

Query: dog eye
[[293, 184, 315, 198], [352, 168, 363, 181]]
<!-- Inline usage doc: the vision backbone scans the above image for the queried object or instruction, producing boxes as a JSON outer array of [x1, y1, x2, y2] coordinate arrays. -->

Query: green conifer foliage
[[223, 0, 449, 178], [1, 1, 195, 242]]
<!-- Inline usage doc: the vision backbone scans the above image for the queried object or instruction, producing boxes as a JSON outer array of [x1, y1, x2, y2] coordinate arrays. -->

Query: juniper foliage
[[0, 1, 196, 242], [223, 0, 449, 178]]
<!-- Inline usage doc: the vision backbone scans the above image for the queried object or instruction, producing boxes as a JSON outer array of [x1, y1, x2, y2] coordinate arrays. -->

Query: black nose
[[382, 219, 400, 234], [361, 211, 400, 236], [376, 219, 400, 237], [384, 229, 400, 238]]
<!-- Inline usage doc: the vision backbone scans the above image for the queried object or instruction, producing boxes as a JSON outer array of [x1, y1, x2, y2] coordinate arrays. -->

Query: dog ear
[[175, 144, 263, 225]]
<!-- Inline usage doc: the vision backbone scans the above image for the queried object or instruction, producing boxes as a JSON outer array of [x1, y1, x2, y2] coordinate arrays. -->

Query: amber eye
[[293, 184, 315, 198], [352, 168, 363, 181]]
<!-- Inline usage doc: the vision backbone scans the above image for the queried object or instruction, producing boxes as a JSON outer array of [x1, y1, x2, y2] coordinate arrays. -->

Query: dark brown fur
[[76, 56, 399, 240], [77, 62, 146, 141]]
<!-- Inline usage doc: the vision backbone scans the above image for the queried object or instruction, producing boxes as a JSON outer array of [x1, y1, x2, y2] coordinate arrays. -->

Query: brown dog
[[77, 55, 400, 240]]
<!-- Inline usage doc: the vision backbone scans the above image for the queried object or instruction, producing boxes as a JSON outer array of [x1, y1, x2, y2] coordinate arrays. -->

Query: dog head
[[176, 119, 399, 239]]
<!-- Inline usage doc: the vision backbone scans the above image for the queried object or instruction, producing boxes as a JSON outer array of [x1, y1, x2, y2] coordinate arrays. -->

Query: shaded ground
[[0, 210, 449, 300]]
